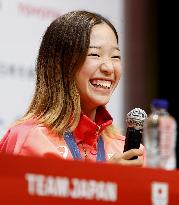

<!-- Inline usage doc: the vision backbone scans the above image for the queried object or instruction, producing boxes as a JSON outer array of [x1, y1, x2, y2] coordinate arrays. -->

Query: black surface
[[155, 1, 179, 168]]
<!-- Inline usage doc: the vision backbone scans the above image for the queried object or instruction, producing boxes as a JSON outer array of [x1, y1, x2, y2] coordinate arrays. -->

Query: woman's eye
[[112, 55, 121, 59], [88, 53, 100, 57]]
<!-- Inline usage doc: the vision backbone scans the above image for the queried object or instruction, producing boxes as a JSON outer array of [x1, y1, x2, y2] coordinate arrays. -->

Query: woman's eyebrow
[[89, 46, 120, 51], [89, 46, 100, 49]]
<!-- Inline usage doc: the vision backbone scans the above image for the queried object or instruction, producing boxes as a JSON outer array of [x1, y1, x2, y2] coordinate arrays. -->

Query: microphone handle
[[123, 127, 142, 160]]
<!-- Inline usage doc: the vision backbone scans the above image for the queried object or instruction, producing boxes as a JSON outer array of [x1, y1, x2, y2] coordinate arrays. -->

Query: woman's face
[[75, 23, 122, 112]]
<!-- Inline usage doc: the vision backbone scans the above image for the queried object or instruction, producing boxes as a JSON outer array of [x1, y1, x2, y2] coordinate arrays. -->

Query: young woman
[[0, 10, 143, 166]]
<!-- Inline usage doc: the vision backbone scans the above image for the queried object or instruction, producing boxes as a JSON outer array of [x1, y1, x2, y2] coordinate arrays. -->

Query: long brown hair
[[22, 10, 118, 135]]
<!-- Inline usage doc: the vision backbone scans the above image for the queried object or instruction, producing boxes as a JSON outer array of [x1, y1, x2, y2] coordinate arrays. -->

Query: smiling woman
[[76, 23, 121, 121], [0, 10, 144, 166]]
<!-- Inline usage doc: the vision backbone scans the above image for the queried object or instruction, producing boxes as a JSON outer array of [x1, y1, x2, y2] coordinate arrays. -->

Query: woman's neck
[[81, 107, 97, 121]]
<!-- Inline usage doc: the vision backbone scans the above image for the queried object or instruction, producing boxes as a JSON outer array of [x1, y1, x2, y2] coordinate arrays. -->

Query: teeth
[[90, 79, 112, 89]]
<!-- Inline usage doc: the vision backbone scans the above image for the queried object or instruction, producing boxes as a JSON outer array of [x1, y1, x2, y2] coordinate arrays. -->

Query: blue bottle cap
[[151, 99, 169, 109]]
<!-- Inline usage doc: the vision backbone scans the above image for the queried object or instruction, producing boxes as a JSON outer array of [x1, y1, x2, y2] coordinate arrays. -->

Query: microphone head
[[126, 108, 147, 130]]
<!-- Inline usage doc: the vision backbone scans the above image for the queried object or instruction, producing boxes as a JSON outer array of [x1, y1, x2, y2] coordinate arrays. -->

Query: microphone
[[123, 108, 147, 159]]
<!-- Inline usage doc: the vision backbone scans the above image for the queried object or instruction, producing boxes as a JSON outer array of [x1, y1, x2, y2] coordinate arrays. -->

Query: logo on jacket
[[107, 154, 114, 160], [57, 146, 68, 159]]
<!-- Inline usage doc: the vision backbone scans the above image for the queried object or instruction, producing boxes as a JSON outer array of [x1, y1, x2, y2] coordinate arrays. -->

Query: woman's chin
[[90, 97, 110, 107]]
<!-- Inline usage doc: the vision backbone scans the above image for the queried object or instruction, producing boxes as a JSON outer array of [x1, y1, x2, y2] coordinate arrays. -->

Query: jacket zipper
[[96, 125, 102, 136]]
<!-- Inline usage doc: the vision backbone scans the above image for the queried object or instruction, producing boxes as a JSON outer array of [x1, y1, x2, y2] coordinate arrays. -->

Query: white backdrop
[[0, 0, 125, 138]]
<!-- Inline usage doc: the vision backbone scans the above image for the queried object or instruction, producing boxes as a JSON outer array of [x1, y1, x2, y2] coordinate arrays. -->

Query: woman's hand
[[108, 149, 143, 167]]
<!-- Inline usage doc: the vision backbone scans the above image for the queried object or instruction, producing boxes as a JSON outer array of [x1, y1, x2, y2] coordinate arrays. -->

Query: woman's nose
[[100, 59, 114, 75]]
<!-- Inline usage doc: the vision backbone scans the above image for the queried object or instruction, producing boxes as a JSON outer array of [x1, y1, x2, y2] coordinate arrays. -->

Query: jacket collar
[[73, 106, 113, 146]]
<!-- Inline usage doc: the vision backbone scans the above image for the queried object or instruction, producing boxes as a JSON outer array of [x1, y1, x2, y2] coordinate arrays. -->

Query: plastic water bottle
[[143, 99, 177, 170]]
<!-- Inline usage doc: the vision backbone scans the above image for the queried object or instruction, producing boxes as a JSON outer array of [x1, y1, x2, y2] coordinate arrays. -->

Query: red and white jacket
[[0, 107, 144, 162]]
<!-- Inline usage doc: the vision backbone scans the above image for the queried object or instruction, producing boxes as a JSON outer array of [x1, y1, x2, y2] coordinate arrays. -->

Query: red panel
[[0, 154, 178, 205]]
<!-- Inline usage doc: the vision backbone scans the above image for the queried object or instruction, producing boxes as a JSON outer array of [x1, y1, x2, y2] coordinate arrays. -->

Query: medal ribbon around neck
[[64, 129, 106, 161]]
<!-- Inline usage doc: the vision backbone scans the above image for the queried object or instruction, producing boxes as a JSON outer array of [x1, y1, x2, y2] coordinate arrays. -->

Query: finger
[[118, 158, 144, 167], [109, 155, 144, 167], [122, 149, 143, 160]]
